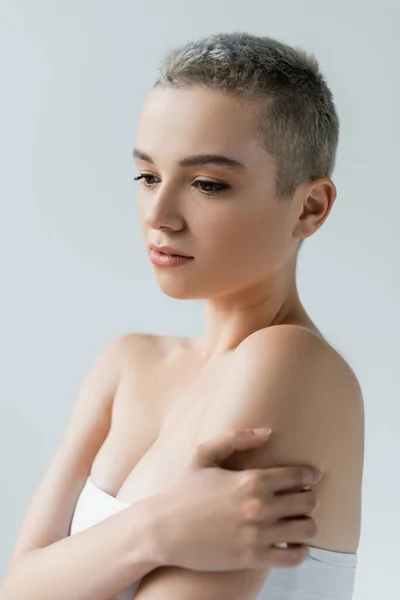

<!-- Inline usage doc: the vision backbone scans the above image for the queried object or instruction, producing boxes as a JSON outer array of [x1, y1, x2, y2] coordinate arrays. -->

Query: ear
[[293, 178, 337, 240]]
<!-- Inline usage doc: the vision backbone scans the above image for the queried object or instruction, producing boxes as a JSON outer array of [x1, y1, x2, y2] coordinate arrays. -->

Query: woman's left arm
[[133, 325, 365, 600]]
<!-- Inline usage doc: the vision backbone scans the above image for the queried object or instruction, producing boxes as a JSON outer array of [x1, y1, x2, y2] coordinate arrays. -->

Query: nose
[[141, 186, 184, 231]]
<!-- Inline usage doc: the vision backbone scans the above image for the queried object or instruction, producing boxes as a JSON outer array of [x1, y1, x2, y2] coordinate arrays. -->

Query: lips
[[149, 249, 194, 267], [149, 244, 193, 258], [159, 250, 180, 256]]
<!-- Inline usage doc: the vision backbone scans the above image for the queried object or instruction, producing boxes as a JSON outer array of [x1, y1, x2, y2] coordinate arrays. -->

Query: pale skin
[[128, 84, 364, 597], [2, 85, 364, 600]]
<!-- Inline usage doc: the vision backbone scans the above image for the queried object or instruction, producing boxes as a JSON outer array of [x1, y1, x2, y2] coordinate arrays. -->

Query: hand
[[153, 428, 322, 572]]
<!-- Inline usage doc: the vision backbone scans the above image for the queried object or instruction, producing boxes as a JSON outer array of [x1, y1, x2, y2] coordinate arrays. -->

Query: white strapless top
[[69, 476, 358, 600]]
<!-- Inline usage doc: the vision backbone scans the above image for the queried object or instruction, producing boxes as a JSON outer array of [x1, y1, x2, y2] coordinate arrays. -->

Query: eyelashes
[[133, 174, 229, 196]]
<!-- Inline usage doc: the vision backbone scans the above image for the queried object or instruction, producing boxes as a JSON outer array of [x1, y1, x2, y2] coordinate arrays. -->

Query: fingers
[[244, 489, 319, 523], [231, 429, 272, 452], [261, 465, 323, 494], [195, 429, 271, 467], [269, 489, 319, 520], [268, 516, 318, 546], [258, 544, 310, 568]]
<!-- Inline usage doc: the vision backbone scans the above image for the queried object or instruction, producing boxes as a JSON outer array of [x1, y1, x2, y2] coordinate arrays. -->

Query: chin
[[154, 269, 238, 300], [159, 287, 204, 300], [156, 280, 211, 300]]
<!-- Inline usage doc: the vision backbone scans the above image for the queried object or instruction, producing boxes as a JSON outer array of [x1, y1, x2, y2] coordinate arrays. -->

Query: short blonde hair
[[154, 31, 340, 248]]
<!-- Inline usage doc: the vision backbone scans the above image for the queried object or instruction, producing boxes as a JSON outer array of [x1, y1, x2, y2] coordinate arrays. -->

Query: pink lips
[[149, 244, 193, 258], [149, 248, 194, 267]]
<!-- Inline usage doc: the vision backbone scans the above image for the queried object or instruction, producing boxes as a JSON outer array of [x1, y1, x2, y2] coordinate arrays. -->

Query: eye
[[194, 180, 228, 195], [133, 174, 229, 196], [133, 174, 158, 187]]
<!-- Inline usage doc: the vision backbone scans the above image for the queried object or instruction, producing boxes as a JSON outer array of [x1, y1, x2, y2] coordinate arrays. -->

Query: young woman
[[2, 32, 364, 600]]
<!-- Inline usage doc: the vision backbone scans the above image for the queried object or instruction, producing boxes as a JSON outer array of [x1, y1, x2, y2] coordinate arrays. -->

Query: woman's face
[[134, 85, 308, 300]]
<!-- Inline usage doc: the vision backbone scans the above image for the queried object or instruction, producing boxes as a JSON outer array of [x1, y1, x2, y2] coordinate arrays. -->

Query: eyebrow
[[132, 148, 248, 172]]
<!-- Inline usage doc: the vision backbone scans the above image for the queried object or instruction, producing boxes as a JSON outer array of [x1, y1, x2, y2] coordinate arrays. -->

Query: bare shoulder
[[119, 332, 182, 372], [118, 331, 162, 352], [3, 331, 162, 572], [238, 323, 364, 406], [234, 323, 365, 475], [199, 323, 364, 552]]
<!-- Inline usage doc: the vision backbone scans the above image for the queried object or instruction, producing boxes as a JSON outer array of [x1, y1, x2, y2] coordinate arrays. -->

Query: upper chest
[[90, 337, 233, 501]]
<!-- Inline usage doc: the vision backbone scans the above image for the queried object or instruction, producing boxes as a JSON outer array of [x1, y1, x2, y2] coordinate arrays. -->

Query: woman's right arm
[[0, 333, 164, 600], [1, 331, 324, 599], [0, 495, 165, 600]]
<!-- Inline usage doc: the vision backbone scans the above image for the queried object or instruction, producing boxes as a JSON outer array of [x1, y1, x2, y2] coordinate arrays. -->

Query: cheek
[[205, 208, 286, 269]]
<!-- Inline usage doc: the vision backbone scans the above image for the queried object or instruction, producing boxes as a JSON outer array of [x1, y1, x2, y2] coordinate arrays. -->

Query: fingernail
[[313, 469, 323, 482], [252, 428, 272, 435]]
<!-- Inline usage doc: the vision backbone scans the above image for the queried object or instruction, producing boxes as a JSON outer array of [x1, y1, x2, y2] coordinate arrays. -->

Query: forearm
[[0, 495, 164, 600]]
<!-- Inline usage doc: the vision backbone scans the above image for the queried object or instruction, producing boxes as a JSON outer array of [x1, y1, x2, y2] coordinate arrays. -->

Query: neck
[[194, 254, 314, 363]]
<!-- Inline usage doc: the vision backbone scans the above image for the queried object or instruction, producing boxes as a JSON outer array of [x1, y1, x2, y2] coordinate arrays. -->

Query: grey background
[[1, 1, 399, 598]]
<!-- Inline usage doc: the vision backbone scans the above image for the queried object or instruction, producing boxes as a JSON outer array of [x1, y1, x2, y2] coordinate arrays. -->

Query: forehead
[[136, 86, 268, 167]]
